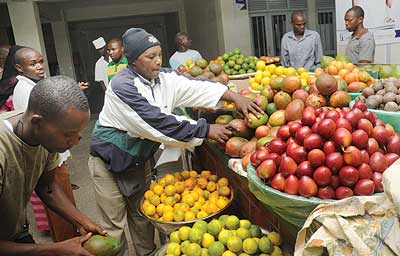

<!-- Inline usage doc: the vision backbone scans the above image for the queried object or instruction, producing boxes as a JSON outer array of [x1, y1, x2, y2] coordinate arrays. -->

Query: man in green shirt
[[106, 39, 128, 82]]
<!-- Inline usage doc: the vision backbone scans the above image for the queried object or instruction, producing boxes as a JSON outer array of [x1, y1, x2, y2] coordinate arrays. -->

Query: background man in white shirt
[[92, 37, 110, 90]]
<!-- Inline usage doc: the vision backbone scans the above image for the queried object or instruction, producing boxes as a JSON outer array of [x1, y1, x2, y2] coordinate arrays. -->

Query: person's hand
[[79, 82, 89, 90], [55, 233, 94, 256], [78, 217, 107, 236], [208, 124, 232, 144], [232, 94, 264, 122]]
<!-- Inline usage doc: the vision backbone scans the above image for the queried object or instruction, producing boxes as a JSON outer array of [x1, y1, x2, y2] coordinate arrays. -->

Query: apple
[[250, 147, 270, 167], [325, 152, 344, 174], [318, 119, 336, 138], [357, 118, 373, 136], [301, 108, 317, 127], [369, 152, 388, 173], [334, 128, 352, 148], [284, 175, 299, 195], [331, 175, 340, 189], [372, 126, 389, 145], [317, 186, 335, 199], [358, 163, 373, 179], [295, 126, 312, 145], [290, 146, 308, 164], [339, 166, 359, 187], [297, 161, 313, 177], [311, 121, 320, 133], [265, 153, 281, 167], [256, 159, 277, 179], [375, 119, 385, 127], [286, 141, 299, 157], [366, 138, 379, 156], [364, 111, 377, 125], [298, 176, 318, 198], [385, 153, 400, 166], [277, 125, 291, 140], [325, 110, 341, 121], [360, 150, 369, 164], [335, 186, 354, 199], [343, 146, 362, 167], [255, 125, 270, 139], [279, 156, 298, 177], [313, 166, 332, 186], [289, 122, 302, 137], [336, 118, 352, 132], [323, 141, 337, 155], [270, 173, 285, 191], [308, 149, 326, 167], [351, 130, 368, 149], [372, 172, 384, 192], [304, 133, 323, 150], [344, 111, 358, 128], [387, 135, 400, 154], [354, 179, 375, 196], [268, 139, 287, 155], [386, 124, 395, 136], [352, 101, 367, 112]]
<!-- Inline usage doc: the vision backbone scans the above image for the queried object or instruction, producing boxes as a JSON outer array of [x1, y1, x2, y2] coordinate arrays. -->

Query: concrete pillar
[[307, 0, 317, 30], [51, 11, 76, 79], [7, 0, 50, 75], [217, 0, 252, 55]]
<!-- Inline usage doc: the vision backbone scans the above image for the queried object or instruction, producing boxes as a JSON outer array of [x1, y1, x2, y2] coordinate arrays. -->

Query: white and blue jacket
[[90, 66, 227, 173]]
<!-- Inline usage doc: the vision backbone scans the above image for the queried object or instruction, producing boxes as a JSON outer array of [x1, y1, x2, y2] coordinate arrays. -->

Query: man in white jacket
[[92, 37, 110, 90], [88, 28, 263, 256]]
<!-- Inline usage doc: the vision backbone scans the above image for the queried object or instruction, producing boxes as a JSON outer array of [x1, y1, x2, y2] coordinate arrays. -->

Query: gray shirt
[[345, 31, 375, 64], [280, 30, 323, 70]]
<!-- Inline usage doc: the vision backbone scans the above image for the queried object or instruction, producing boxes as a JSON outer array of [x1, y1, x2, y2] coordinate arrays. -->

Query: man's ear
[[31, 114, 44, 128], [15, 63, 23, 74]]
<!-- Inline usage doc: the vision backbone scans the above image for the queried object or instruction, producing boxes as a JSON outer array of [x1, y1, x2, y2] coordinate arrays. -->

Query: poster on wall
[[336, 0, 400, 45]]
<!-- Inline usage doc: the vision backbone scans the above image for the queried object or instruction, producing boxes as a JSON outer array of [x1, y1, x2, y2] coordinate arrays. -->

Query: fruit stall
[[113, 51, 400, 256]]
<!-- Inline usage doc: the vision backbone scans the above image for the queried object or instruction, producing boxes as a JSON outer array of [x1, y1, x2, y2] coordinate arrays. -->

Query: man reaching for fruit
[[88, 27, 263, 256]]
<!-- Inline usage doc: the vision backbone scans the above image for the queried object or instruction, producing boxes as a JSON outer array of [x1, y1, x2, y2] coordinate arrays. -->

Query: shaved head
[[346, 6, 364, 18], [15, 47, 38, 65]]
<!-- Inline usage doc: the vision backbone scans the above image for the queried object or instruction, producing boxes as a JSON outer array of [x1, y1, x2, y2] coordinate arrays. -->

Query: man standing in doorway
[[345, 6, 375, 64], [280, 11, 323, 70], [92, 37, 110, 90], [107, 39, 128, 82], [169, 32, 202, 70]]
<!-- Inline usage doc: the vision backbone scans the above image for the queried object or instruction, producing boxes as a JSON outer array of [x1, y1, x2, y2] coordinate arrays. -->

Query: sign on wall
[[336, 0, 400, 45]]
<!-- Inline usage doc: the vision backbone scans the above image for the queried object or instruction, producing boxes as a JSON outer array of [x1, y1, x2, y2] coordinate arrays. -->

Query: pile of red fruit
[[251, 101, 400, 200]]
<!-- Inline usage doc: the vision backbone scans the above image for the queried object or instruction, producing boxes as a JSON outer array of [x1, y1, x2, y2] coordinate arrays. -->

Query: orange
[[158, 177, 167, 187], [173, 209, 185, 222], [197, 210, 208, 218], [164, 174, 176, 185], [144, 190, 154, 200], [174, 193, 181, 202], [189, 170, 198, 178], [327, 65, 338, 75], [206, 181, 217, 192], [344, 72, 358, 84], [156, 203, 165, 216], [218, 186, 231, 197], [344, 62, 354, 71], [184, 211, 196, 221], [174, 171, 183, 181], [164, 184, 176, 196], [163, 211, 174, 222], [174, 181, 185, 193], [335, 61, 345, 70], [143, 204, 156, 216], [149, 194, 161, 206], [209, 175, 219, 183], [184, 178, 197, 190], [181, 170, 190, 179], [152, 184, 164, 196], [165, 196, 177, 206], [314, 68, 324, 77], [217, 197, 229, 209], [200, 170, 212, 180], [358, 70, 370, 83], [338, 69, 349, 78], [217, 177, 229, 187], [197, 177, 208, 190], [205, 202, 219, 214]]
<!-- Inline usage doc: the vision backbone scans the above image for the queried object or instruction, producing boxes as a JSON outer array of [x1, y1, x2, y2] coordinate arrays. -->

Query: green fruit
[[193, 220, 208, 233], [190, 66, 204, 77], [218, 214, 229, 225], [236, 58, 244, 65], [232, 70, 238, 75], [195, 59, 208, 69], [242, 238, 258, 255], [227, 60, 236, 68], [215, 115, 234, 125], [222, 53, 230, 61], [236, 227, 250, 241], [239, 219, 251, 229], [234, 64, 241, 71], [209, 63, 223, 76], [208, 241, 225, 256], [170, 231, 181, 243], [83, 235, 121, 256], [218, 229, 231, 245], [249, 63, 256, 70], [258, 236, 273, 253], [226, 236, 242, 253], [247, 69, 255, 73], [186, 243, 202, 256], [267, 232, 282, 246], [207, 219, 223, 237], [224, 215, 240, 230], [239, 69, 246, 74], [201, 248, 210, 256], [181, 240, 191, 254], [167, 242, 181, 256], [233, 48, 241, 54], [335, 54, 351, 63], [247, 113, 268, 129], [189, 228, 204, 244], [179, 226, 192, 241], [270, 245, 283, 256], [249, 225, 262, 238]]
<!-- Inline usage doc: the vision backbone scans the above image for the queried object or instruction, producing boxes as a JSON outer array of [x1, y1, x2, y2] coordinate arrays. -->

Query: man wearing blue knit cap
[[88, 28, 263, 255]]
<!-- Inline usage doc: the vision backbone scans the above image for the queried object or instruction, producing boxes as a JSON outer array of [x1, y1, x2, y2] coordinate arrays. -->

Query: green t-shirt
[[0, 112, 60, 240], [107, 56, 128, 82]]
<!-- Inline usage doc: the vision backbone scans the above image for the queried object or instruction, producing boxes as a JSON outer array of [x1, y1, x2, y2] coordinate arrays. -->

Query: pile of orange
[[141, 170, 232, 222], [314, 61, 377, 92]]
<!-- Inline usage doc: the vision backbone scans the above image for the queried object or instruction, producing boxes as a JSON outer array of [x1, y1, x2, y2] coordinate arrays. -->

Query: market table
[[194, 140, 297, 250]]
